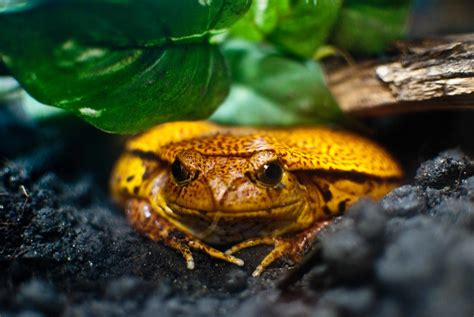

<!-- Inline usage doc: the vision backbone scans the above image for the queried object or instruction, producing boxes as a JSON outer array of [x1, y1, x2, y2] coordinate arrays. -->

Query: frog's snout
[[208, 175, 267, 211]]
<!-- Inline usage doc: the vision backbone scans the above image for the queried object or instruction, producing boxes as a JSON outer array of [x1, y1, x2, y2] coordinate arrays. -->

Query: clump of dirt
[[0, 106, 473, 317]]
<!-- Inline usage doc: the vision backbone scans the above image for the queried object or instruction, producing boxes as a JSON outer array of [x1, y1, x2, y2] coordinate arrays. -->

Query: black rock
[[320, 221, 374, 280], [347, 199, 387, 242], [224, 269, 248, 293], [415, 149, 474, 189], [381, 185, 427, 216], [15, 279, 65, 315], [318, 287, 374, 316]]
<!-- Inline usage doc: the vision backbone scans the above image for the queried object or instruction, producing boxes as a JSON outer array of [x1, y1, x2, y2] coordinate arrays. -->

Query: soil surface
[[0, 105, 473, 317]]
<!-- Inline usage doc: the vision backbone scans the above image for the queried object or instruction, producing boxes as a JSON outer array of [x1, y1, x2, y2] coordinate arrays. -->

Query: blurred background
[[410, 0, 474, 36]]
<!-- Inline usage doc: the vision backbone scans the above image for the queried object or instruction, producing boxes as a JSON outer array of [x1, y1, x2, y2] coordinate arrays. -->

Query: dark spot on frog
[[338, 199, 350, 215], [133, 186, 140, 195], [320, 184, 333, 202], [323, 205, 332, 216], [126, 175, 135, 182]]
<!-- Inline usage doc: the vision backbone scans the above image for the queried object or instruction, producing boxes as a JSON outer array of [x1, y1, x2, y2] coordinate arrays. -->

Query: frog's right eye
[[171, 158, 192, 185]]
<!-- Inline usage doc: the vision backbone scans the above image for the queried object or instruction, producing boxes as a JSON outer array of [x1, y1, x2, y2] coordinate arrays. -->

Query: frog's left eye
[[257, 161, 283, 187], [171, 158, 192, 185]]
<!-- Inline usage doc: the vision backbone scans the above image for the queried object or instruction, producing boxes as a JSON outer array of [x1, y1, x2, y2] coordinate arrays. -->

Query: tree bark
[[328, 34, 474, 117]]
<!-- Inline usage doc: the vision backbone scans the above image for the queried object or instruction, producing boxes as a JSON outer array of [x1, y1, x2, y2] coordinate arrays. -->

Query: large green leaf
[[2, 41, 229, 133], [229, 0, 342, 58], [0, 0, 250, 133], [0, 0, 251, 47], [211, 40, 346, 126]]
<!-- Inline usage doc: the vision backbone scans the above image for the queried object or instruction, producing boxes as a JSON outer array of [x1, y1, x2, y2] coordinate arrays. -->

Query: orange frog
[[111, 122, 402, 276]]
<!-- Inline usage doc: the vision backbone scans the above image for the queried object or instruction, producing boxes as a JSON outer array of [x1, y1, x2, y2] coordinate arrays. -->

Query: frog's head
[[157, 149, 312, 244]]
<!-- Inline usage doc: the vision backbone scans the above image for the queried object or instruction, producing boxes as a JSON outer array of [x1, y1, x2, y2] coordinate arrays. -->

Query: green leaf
[[211, 40, 346, 126], [229, 0, 342, 58], [0, 0, 250, 133], [268, 0, 342, 58], [0, 0, 251, 47], [331, 2, 411, 55], [2, 40, 229, 133]]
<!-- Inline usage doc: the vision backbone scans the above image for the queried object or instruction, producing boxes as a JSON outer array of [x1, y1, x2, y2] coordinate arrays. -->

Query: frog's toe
[[188, 240, 244, 267], [226, 237, 302, 277], [225, 237, 275, 255], [252, 239, 294, 277], [166, 239, 195, 269], [185, 254, 195, 270], [182, 251, 195, 270]]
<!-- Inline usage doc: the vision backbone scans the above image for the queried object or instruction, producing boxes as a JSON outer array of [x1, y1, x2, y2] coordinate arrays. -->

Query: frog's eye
[[256, 161, 283, 187], [171, 158, 192, 185]]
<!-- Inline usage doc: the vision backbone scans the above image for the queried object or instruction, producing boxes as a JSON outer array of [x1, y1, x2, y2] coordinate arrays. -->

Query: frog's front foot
[[226, 221, 332, 277], [225, 237, 301, 277], [126, 199, 244, 270]]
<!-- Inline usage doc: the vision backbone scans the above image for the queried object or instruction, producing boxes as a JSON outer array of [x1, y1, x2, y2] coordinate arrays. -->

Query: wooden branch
[[328, 34, 474, 116]]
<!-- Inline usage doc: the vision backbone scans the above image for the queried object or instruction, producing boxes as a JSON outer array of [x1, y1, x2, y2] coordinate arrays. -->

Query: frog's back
[[126, 121, 402, 179]]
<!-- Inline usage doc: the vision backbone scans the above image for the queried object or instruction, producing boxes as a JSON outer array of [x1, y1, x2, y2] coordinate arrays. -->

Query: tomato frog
[[111, 121, 402, 276]]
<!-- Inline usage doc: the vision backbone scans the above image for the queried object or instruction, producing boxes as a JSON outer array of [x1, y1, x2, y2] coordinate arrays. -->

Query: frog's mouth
[[164, 200, 307, 244], [166, 200, 304, 221]]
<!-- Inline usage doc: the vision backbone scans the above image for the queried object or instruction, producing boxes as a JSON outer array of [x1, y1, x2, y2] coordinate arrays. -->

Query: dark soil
[[0, 105, 473, 317]]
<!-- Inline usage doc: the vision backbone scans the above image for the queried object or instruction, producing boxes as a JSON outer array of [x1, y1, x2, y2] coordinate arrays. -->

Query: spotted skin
[[111, 121, 403, 276]]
